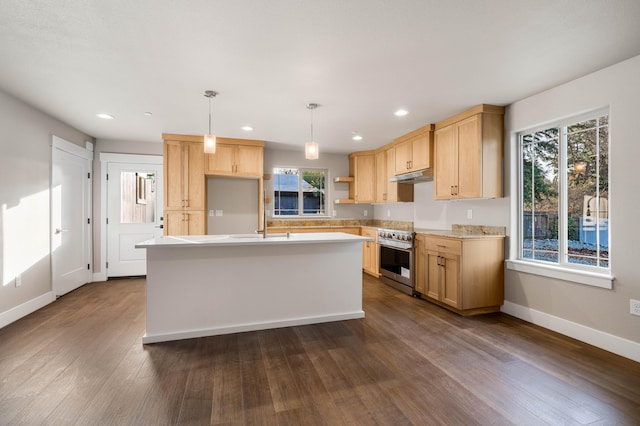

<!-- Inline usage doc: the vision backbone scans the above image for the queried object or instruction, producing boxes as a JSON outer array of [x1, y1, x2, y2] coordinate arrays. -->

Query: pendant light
[[203, 90, 218, 154], [305, 103, 319, 160]]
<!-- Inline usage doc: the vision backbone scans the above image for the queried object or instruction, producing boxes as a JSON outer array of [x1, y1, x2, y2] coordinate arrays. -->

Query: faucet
[[255, 190, 268, 238]]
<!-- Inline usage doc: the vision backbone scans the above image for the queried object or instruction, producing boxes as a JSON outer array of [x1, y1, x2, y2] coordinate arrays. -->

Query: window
[[273, 167, 327, 216], [518, 109, 609, 276]]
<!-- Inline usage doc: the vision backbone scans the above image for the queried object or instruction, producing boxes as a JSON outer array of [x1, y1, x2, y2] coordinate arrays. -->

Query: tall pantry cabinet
[[163, 134, 206, 235]]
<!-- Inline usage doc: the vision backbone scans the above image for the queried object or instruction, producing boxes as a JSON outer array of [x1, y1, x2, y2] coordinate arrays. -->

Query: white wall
[[503, 54, 640, 346], [0, 89, 93, 319], [207, 177, 260, 234], [373, 181, 510, 230]]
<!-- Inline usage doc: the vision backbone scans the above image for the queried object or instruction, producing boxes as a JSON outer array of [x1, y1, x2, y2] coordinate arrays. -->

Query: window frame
[[507, 108, 614, 289], [272, 166, 329, 217]]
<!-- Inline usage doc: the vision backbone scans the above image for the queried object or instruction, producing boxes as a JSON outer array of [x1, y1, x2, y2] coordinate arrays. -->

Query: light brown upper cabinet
[[394, 124, 434, 174], [434, 104, 504, 200], [163, 134, 206, 235], [205, 138, 264, 178], [375, 150, 387, 203], [349, 151, 375, 203]]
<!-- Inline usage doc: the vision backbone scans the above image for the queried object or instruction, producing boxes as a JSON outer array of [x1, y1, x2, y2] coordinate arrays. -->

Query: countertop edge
[[136, 232, 371, 248]]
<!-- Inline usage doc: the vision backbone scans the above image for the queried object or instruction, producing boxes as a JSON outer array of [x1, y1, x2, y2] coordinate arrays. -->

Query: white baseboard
[[501, 301, 640, 363], [143, 311, 366, 345], [0, 292, 56, 329]]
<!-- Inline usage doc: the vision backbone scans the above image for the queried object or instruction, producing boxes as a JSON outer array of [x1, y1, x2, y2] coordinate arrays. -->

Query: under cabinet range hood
[[389, 169, 433, 184]]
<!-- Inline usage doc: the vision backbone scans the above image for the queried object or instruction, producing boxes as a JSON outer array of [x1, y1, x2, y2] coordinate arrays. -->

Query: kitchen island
[[136, 232, 369, 344]]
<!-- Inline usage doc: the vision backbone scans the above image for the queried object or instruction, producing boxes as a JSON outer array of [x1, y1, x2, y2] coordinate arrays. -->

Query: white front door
[[51, 137, 92, 297], [106, 159, 163, 277]]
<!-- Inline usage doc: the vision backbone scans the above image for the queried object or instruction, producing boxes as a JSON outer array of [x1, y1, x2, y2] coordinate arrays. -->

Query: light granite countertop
[[415, 224, 506, 238]]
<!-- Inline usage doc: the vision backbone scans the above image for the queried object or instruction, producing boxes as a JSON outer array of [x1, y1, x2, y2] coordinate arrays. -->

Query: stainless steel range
[[377, 228, 415, 295]]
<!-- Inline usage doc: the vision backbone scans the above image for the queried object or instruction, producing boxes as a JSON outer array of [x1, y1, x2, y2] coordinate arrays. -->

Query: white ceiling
[[2, 1, 640, 154]]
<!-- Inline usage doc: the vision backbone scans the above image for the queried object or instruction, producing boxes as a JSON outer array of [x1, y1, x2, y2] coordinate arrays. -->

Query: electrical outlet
[[630, 299, 640, 316], [15, 274, 22, 287], [363, 209, 368, 217], [467, 209, 473, 220], [387, 209, 391, 217]]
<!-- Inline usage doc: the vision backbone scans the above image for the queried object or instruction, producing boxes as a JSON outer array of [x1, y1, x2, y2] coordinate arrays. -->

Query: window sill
[[505, 259, 613, 289], [272, 215, 333, 219]]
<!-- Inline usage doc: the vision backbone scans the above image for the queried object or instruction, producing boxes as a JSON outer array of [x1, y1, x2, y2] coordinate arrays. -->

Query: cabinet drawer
[[424, 236, 461, 255]]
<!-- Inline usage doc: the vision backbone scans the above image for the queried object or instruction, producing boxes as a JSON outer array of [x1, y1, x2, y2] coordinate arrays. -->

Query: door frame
[[97, 153, 163, 281], [51, 136, 93, 296]]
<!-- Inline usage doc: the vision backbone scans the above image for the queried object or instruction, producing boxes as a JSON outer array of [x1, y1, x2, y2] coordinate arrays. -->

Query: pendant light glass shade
[[305, 141, 319, 160], [305, 103, 319, 160], [204, 134, 217, 154], [204, 90, 218, 154]]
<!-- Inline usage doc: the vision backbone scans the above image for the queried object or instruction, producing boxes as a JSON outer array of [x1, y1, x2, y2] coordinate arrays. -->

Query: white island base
[[137, 233, 368, 344]]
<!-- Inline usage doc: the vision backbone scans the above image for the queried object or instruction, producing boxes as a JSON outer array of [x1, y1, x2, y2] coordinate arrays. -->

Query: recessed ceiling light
[[394, 109, 409, 117], [96, 113, 114, 119], [143, 112, 153, 116], [241, 126, 253, 131], [352, 134, 363, 141]]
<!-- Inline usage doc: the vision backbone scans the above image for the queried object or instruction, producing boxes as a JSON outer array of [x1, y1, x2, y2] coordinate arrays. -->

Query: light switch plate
[[215, 210, 223, 217]]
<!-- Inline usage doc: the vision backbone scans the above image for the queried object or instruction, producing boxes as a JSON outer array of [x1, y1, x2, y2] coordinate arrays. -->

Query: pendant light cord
[[310, 107, 314, 141]]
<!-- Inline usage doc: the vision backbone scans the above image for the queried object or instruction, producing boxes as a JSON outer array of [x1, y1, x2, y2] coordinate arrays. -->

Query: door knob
[[54, 228, 68, 234]]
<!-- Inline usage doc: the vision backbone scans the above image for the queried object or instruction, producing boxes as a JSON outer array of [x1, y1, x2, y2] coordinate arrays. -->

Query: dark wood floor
[[1, 275, 639, 425]]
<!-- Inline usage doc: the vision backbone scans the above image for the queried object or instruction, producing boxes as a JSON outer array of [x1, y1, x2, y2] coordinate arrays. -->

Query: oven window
[[380, 246, 410, 274]]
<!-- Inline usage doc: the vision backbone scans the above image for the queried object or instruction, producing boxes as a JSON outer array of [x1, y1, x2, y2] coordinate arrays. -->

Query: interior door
[[51, 137, 92, 297], [107, 161, 163, 277]]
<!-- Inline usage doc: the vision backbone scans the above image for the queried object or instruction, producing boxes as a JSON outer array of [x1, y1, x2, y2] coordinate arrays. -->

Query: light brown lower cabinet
[[361, 227, 379, 277], [164, 211, 205, 235], [415, 233, 504, 315]]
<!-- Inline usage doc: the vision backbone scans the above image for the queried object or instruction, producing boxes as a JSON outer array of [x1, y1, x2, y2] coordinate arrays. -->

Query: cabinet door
[[164, 141, 185, 210], [441, 254, 460, 308], [385, 149, 398, 202], [426, 251, 441, 300], [185, 142, 205, 210], [235, 145, 263, 177], [410, 133, 431, 171], [434, 125, 457, 200], [205, 144, 235, 175], [354, 154, 375, 203], [186, 211, 205, 235], [394, 140, 411, 174], [414, 236, 427, 294], [456, 114, 482, 199], [362, 241, 372, 272], [164, 211, 185, 236], [361, 228, 378, 275], [375, 150, 387, 202]]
